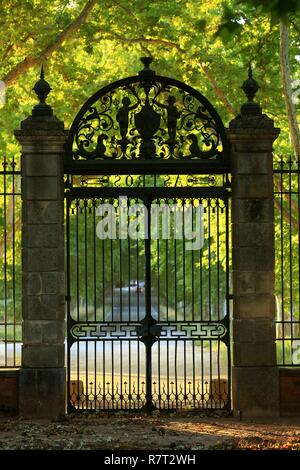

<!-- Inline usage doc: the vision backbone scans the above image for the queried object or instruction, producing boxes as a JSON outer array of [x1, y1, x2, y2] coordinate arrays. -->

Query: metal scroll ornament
[[70, 68, 226, 162]]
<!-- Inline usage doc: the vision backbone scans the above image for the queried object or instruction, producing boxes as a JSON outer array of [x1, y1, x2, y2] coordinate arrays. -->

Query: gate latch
[[136, 322, 162, 341]]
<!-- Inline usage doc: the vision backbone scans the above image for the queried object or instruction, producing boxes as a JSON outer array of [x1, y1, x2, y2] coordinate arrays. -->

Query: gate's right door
[[150, 193, 231, 410]]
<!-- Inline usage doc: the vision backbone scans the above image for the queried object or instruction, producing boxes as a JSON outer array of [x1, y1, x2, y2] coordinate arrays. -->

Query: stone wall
[[0, 370, 19, 415]]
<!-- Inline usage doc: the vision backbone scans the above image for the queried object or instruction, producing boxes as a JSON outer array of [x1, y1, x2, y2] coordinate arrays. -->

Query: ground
[[0, 412, 300, 450]]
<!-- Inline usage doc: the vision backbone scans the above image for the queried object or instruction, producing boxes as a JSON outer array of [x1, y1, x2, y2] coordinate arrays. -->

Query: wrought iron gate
[[65, 58, 231, 412]]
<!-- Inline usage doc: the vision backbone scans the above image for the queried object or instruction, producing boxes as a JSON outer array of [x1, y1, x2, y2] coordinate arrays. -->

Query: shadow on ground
[[0, 412, 300, 450]]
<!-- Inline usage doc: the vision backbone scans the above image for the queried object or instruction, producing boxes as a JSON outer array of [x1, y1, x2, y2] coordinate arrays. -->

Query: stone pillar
[[15, 68, 67, 418], [228, 66, 280, 418]]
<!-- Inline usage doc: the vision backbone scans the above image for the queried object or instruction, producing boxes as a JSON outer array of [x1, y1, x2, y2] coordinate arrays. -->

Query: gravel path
[[0, 412, 300, 450]]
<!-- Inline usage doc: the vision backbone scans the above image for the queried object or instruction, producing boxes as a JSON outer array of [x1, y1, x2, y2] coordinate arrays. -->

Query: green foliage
[[216, 0, 300, 40], [0, 0, 298, 157]]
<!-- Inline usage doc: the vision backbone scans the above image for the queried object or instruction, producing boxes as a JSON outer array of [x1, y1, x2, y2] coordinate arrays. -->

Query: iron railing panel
[[0, 156, 22, 368], [274, 156, 300, 366]]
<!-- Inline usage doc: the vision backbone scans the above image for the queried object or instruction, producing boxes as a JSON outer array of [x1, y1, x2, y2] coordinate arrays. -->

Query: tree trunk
[[279, 20, 300, 160], [199, 63, 237, 117]]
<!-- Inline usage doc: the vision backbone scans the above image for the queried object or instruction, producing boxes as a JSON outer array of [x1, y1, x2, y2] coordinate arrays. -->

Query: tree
[[0, 0, 300, 359], [279, 20, 300, 159]]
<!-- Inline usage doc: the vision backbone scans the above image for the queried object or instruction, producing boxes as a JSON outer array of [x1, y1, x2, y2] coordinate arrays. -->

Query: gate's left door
[[66, 193, 149, 411]]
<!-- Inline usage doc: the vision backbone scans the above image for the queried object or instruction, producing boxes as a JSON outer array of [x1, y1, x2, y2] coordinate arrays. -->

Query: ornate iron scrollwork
[[70, 320, 228, 342], [66, 58, 229, 167]]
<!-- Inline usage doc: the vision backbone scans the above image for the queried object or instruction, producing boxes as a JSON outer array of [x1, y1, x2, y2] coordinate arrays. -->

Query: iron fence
[[1, 151, 299, 373], [0, 156, 22, 367], [274, 156, 300, 366]]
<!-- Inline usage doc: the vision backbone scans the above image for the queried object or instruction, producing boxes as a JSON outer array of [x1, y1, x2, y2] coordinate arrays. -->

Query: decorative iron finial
[[139, 57, 155, 76], [33, 65, 52, 104], [241, 62, 259, 103], [240, 62, 261, 115], [248, 62, 252, 78]]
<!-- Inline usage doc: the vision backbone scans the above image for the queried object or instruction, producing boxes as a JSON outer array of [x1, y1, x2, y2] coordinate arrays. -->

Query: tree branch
[[1, 0, 98, 86], [3, 1, 237, 126], [274, 174, 299, 215], [2, 43, 15, 62], [289, 18, 300, 34], [110, 0, 139, 28], [94, 29, 185, 52], [2, 34, 35, 63], [274, 197, 298, 231], [279, 20, 300, 159]]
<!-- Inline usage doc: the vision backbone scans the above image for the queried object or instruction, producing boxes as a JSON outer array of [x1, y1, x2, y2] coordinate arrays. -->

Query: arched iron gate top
[[65, 58, 230, 175]]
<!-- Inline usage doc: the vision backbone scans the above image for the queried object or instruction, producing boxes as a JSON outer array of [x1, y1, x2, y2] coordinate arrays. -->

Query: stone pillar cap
[[15, 65, 66, 139]]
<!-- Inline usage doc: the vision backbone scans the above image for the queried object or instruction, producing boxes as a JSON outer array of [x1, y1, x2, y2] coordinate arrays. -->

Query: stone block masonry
[[227, 66, 280, 418], [15, 69, 67, 418]]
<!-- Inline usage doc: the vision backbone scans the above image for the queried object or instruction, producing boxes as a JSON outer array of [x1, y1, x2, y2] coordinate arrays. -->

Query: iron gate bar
[[66, 195, 73, 413], [225, 188, 231, 409], [140, 196, 155, 411], [68, 320, 230, 342]]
